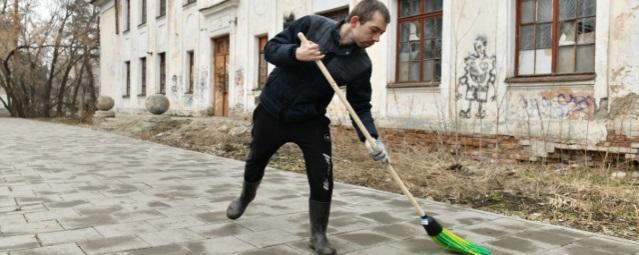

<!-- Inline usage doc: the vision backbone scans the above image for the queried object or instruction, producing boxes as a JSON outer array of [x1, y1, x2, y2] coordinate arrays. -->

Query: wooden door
[[212, 36, 229, 116]]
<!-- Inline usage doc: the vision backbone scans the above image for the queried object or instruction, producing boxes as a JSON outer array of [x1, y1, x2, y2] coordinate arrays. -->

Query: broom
[[297, 33, 491, 255]]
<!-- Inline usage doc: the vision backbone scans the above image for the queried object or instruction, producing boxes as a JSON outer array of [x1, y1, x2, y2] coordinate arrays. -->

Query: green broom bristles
[[421, 215, 492, 255]]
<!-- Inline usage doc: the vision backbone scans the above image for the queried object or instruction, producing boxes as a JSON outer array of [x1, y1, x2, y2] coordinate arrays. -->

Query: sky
[[32, 0, 56, 21]]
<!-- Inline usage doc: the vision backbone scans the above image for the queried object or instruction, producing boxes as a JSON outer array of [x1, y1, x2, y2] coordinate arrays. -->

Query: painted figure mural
[[457, 36, 496, 119]]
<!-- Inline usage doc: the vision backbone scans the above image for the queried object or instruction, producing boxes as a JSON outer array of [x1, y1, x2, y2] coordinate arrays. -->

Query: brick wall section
[[334, 126, 633, 165]]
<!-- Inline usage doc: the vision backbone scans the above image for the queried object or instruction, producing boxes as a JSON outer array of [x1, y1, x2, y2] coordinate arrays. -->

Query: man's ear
[[348, 16, 360, 27]]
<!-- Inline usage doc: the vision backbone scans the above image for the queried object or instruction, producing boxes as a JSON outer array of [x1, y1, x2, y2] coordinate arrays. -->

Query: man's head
[[345, 0, 390, 48]]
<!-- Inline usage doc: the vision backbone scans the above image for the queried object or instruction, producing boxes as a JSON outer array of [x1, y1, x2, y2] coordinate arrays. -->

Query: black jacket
[[260, 15, 378, 142]]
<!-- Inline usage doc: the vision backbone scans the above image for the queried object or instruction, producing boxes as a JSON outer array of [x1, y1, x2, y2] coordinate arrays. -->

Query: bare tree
[[0, 0, 99, 118]]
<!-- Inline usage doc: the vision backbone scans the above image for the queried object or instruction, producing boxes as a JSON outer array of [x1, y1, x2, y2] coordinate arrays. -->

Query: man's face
[[350, 11, 387, 48]]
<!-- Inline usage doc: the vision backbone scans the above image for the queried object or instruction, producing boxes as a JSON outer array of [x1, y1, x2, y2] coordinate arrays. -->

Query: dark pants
[[244, 105, 333, 202]]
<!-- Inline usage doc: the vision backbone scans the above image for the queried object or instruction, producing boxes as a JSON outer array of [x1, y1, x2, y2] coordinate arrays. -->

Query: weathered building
[[91, 0, 639, 162]]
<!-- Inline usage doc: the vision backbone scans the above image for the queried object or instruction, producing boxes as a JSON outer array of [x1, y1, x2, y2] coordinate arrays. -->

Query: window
[[318, 7, 349, 22], [159, 52, 166, 94], [158, 0, 166, 18], [516, 0, 596, 76], [140, 57, 147, 96], [396, 0, 442, 84], [187, 51, 194, 94], [140, 0, 147, 25], [124, 61, 131, 96], [124, 0, 130, 31], [257, 35, 268, 89]]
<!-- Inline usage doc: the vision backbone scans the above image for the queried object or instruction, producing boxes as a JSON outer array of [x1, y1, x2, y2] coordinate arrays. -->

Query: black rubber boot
[[226, 180, 260, 220], [309, 200, 337, 255]]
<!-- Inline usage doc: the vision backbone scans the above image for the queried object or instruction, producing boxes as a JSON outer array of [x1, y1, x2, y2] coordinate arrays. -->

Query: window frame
[[139, 0, 147, 26], [515, 0, 596, 77], [393, 0, 443, 87], [157, 0, 166, 18], [159, 52, 166, 95], [184, 0, 196, 7], [317, 6, 350, 22], [186, 50, 194, 94], [256, 35, 269, 90], [123, 0, 130, 32], [139, 57, 147, 96], [124, 61, 131, 97]]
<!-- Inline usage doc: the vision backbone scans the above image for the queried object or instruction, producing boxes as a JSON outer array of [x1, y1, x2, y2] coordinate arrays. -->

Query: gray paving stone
[[147, 216, 204, 229], [343, 244, 416, 255], [94, 221, 160, 237], [24, 208, 80, 221], [0, 235, 39, 252], [9, 243, 85, 255], [0, 220, 63, 235], [112, 209, 164, 222], [37, 227, 103, 246], [78, 235, 150, 255], [136, 229, 205, 246], [187, 222, 254, 238], [184, 236, 255, 254], [335, 229, 394, 247], [0, 214, 27, 225], [236, 245, 304, 255], [234, 229, 303, 248], [108, 244, 194, 255], [59, 214, 119, 229]]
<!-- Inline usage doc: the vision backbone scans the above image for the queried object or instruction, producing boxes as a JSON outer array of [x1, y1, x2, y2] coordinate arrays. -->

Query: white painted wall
[[92, 0, 637, 144]]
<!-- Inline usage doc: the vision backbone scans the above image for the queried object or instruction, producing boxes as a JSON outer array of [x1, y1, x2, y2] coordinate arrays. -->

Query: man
[[227, 1, 390, 254]]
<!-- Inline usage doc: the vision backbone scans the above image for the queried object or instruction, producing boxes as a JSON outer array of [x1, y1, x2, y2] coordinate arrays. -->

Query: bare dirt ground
[[48, 115, 639, 241]]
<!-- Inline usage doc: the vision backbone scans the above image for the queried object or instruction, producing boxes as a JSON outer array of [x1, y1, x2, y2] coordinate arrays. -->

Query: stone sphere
[[96, 96, 114, 111], [145, 94, 170, 115]]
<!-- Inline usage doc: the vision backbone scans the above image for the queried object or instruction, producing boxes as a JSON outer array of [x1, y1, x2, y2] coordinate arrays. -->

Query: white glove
[[365, 139, 389, 163]]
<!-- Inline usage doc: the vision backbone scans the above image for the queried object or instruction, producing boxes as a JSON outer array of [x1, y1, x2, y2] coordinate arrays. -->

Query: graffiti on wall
[[456, 36, 497, 119], [517, 93, 595, 119], [199, 69, 208, 106]]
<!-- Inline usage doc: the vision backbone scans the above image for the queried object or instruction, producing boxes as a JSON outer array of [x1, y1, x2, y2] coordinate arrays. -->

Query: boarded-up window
[[396, 0, 442, 84], [517, 0, 596, 75], [257, 35, 269, 89]]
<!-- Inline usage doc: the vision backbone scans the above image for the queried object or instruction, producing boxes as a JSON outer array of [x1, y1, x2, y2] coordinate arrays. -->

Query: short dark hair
[[347, 0, 391, 24]]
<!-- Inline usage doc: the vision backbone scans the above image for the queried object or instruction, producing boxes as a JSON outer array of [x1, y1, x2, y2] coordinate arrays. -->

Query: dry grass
[[45, 116, 639, 240]]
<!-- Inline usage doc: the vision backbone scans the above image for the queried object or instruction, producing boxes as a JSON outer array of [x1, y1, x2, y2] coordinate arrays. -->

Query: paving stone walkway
[[0, 117, 638, 255]]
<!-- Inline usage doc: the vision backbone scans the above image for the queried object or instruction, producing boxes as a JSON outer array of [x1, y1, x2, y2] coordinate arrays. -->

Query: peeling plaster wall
[[609, 0, 639, 98]]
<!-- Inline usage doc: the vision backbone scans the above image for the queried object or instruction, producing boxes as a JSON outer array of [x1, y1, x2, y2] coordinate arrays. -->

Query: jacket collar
[[330, 19, 359, 56]]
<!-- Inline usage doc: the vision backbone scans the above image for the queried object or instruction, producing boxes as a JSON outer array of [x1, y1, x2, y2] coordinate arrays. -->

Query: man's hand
[[366, 139, 389, 163], [295, 40, 324, 61]]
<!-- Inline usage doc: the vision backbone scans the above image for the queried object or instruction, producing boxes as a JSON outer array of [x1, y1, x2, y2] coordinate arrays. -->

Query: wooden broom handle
[[297, 33, 425, 217]]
